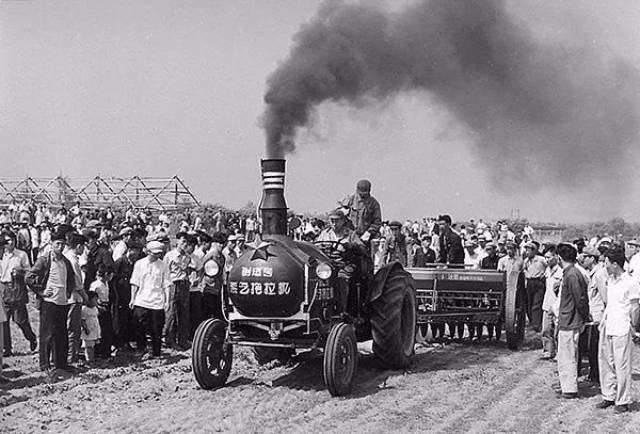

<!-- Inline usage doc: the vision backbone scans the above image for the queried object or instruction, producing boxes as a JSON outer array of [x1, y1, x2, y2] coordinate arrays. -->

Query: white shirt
[[0, 248, 30, 283], [130, 256, 171, 310], [112, 240, 127, 262], [464, 251, 481, 269], [543, 265, 563, 315], [43, 255, 69, 306], [90, 279, 110, 304], [588, 264, 608, 323], [497, 255, 523, 274], [627, 253, 640, 283], [603, 273, 640, 336]]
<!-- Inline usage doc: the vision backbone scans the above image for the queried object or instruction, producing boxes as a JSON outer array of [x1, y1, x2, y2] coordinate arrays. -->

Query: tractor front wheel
[[323, 322, 358, 396], [192, 319, 233, 390]]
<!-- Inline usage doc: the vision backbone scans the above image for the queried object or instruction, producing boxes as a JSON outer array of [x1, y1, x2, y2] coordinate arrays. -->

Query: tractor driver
[[317, 209, 368, 315], [338, 179, 382, 244]]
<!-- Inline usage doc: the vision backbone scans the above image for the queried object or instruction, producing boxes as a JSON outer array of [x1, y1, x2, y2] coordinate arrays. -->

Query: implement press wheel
[[504, 272, 526, 350], [323, 322, 358, 396], [192, 319, 233, 390]]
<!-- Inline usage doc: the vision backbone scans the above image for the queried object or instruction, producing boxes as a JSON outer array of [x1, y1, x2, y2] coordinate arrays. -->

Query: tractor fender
[[367, 261, 408, 304]]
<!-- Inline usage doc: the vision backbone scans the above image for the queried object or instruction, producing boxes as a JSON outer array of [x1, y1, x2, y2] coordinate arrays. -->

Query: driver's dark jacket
[[339, 194, 382, 236], [316, 228, 367, 276]]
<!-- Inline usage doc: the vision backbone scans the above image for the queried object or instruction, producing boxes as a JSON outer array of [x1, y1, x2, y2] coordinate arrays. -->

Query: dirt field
[[2, 321, 640, 434]]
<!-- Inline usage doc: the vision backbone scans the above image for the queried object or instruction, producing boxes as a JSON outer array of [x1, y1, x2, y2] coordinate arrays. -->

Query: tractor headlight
[[315, 262, 332, 280], [204, 260, 220, 277]]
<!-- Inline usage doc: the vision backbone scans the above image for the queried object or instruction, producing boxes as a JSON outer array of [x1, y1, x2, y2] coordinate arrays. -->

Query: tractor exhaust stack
[[259, 159, 288, 235]]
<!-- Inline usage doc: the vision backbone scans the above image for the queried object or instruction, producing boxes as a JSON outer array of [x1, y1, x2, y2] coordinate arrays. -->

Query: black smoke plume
[[262, 0, 640, 190]]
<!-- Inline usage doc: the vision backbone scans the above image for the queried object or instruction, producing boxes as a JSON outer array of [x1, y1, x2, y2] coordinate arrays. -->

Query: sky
[[1, 0, 639, 223]]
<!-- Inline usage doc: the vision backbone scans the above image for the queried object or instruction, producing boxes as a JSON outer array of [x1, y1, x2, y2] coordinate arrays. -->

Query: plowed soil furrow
[[3, 318, 640, 434]]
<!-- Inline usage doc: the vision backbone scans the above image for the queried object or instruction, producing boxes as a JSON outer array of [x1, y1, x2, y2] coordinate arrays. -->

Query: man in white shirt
[[64, 232, 87, 365], [130, 241, 171, 358], [596, 248, 640, 413], [541, 245, 562, 359], [464, 240, 481, 269], [26, 230, 77, 380], [582, 246, 607, 382], [625, 239, 640, 283], [0, 231, 36, 356]]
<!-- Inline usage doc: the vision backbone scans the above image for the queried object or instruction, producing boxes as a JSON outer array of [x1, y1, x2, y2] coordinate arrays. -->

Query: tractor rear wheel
[[323, 322, 357, 396], [192, 319, 232, 390], [370, 268, 416, 369], [252, 347, 294, 365]]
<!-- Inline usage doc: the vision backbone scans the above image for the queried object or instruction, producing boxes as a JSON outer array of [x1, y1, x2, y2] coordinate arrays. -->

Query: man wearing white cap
[[625, 239, 640, 284], [222, 235, 238, 279], [112, 227, 134, 262], [129, 240, 171, 358]]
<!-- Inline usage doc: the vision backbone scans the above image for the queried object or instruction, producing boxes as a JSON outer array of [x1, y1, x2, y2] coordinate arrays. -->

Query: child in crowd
[[90, 264, 113, 358], [81, 292, 101, 365]]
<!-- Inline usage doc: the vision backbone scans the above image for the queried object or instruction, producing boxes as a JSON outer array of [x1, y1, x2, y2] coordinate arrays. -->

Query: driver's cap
[[328, 209, 347, 220]]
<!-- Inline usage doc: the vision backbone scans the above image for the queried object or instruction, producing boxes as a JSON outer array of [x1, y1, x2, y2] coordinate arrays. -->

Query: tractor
[[191, 159, 417, 396]]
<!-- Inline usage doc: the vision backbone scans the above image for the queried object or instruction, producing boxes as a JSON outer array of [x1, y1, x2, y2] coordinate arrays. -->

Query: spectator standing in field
[[556, 243, 590, 399], [222, 235, 238, 280], [497, 242, 524, 275], [464, 240, 481, 269], [163, 232, 196, 350], [582, 245, 607, 383], [0, 284, 7, 383], [63, 232, 88, 366], [1, 230, 37, 357], [112, 241, 140, 351], [523, 241, 547, 332], [245, 214, 257, 242], [596, 247, 640, 413], [480, 243, 500, 270], [112, 227, 133, 262], [130, 241, 171, 359], [437, 215, 464, 266], [26, 230, 77, 382], [386, 221, 407, 266], [412, 234, 436, 267], [30, 223, 39, 263], [81, 292, 101, 366], [625, 239, 640, 283], [541, 245, 562, 360], [82, 228, 114, 293], [16, 217, 32, 263], [90, 265, 112, 358], [39, 222, 51, 255], [189, 232, 210, 337]]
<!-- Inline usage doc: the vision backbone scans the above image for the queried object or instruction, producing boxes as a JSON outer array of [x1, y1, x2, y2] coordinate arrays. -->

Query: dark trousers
[[113, 303, 134, 348], [39, 301, 69, 371], [67, 303, 82, 363], [578, 324, 600, 381], [202, 292, 223, 321], [526, 279, 545, 331], [189, 291, 202, 338], [3, 303, 37, 352], [134, 306, 165, 356], [163, 281, 190, 346], [95, 305, 113, 358]]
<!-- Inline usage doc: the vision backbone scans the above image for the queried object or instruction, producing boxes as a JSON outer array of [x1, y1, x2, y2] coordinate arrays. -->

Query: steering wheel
[[314, 240, 349, 266]]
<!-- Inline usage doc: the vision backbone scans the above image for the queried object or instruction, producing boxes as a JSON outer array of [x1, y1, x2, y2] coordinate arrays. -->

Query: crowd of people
[[0, 200, 250, 384], [1, 187, 639, 415]]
